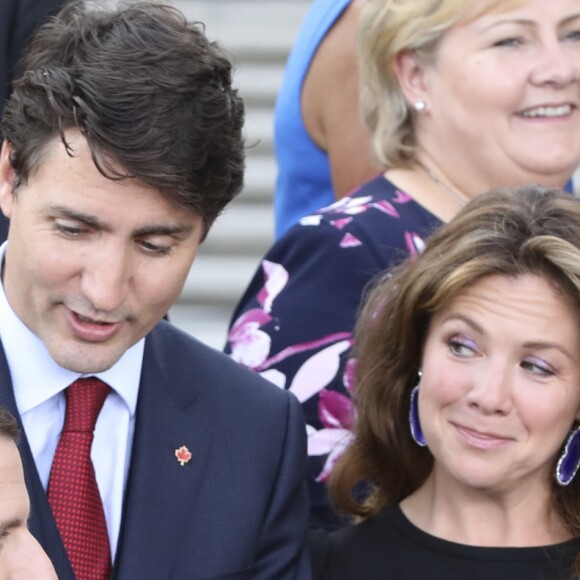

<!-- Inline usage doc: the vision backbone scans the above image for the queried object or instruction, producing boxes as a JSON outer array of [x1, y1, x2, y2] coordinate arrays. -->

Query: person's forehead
[[0, 439, 25, 488], [33, 130, 118, 177], [458, 0, 532, 25], [13, 134, 204, 241]]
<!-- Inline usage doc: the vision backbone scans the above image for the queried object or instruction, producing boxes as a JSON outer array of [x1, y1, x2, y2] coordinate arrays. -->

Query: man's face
[[0, 132, 204, 373], [0, 437, 57, 578]]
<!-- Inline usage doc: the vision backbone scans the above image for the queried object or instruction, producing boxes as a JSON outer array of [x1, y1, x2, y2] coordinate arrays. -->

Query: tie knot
[[63, 378, 110, 433]]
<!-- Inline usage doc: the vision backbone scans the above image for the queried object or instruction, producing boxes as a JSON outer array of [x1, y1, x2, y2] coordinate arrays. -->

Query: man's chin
[[49, 344, 125, 375]]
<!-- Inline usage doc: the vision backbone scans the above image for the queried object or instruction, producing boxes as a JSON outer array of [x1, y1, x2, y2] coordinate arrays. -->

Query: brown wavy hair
[[330, 184, 580, 575], [2, 0, 245, 235]]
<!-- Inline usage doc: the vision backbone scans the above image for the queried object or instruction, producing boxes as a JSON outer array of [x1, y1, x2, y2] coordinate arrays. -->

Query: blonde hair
[[330, 184, 580, 576], [358, 0, 526, 168]]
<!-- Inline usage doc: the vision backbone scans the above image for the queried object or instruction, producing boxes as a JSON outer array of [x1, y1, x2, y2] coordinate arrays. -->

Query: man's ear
[[0, 141, 16, 220], [392, 49, 431, 110]]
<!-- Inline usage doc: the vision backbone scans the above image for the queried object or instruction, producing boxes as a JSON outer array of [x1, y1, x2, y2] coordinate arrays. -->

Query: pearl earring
[[414, 99, 427, 112]]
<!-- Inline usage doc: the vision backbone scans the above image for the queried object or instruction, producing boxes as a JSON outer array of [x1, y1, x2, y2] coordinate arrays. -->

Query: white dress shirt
[[0, 242, 144, 559]]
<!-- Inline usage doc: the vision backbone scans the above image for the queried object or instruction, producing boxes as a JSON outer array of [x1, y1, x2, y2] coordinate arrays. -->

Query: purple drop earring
[[409, 372, 426, 447], [556, 427, 580, 486]]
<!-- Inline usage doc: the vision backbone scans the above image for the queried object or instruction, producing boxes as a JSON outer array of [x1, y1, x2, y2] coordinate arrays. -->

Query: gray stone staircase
[[168, 1, 310, 348]]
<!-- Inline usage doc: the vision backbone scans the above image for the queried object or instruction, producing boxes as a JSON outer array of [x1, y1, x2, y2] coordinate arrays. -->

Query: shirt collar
[[0, 242, 143, 416]]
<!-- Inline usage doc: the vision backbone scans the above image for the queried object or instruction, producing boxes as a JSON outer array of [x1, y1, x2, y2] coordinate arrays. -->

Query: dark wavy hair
[[2, 0, 245, 234], [330, 185, 580, 576]]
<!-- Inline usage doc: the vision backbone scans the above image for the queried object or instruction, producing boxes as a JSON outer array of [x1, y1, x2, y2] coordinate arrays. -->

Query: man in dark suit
[[0, 0, 67, 243], [0, 2, 310, 579]]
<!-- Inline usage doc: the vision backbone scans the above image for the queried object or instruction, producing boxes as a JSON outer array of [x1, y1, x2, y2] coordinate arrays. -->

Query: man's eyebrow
[[47, 205, 196, 237], [133, 224, 196, 238], [47, 205, 110, 231]]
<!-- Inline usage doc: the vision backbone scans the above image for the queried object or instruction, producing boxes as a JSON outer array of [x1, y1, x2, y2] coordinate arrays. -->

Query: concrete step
[[165, 0, 309, 348], [244, 107, 274, 156], [203, 202, 273, 255], [181, 254, 263, 304], [236, 62, 286, 108], [173, 0, 310, 58], [169, 303, 233, 350], [238, 154, 277, 203]]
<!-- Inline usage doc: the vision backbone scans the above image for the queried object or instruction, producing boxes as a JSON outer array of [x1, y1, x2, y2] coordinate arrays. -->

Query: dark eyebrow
[[48, 205, 110, 231], [133, 224, 195, 238], [48, 204, 196, 238]]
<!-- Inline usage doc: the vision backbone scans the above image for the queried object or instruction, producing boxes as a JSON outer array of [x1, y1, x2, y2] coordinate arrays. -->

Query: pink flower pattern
[[224, 175, 439, 525], [339, 233, 362, 248]]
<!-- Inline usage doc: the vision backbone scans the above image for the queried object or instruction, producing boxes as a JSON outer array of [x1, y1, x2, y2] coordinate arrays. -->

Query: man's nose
[[80, 244, 132, 314]]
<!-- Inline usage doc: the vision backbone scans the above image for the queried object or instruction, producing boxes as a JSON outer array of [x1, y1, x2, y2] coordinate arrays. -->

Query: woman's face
[[418, 273, 580, 495], [406, 0, 580, 192]]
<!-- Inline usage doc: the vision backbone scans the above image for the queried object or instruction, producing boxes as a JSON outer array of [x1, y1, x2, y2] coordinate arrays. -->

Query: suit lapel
[[113, 328, 214, 579], [0, 340, 75, 579]]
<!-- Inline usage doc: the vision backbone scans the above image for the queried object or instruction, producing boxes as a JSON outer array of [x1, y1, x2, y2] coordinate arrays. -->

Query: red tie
[[48, 378, 112, 580]]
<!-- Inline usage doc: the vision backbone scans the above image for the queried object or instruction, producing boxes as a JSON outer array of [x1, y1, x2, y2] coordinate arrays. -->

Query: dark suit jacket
[[0, 321, 311, 579]]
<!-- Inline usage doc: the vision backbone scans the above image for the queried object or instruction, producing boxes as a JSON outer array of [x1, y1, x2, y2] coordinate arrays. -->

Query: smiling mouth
[[454, 424, 512, 450], [518, 104, 573, 118]]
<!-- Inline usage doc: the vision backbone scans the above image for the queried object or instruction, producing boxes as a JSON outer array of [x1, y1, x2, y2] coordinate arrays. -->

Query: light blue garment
[[274, 0, 351, 239]]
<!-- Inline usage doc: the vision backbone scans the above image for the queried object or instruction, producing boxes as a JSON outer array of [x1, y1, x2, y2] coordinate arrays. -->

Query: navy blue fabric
[[0, 321, 311, 579], [225, 176, 442, 530]]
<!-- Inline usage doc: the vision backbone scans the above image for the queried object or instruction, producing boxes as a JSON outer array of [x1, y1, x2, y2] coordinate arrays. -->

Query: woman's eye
[[493, 37, 523, 48], [448, 337, 477, 357], [521, 358, 555, 377]]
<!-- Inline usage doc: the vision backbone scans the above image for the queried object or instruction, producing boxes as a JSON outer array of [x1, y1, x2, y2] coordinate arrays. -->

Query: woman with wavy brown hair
[[313, 185, 580, 578]]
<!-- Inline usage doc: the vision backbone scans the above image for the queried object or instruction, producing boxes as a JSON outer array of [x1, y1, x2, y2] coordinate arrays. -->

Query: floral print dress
[[224, 175, 442, 529]]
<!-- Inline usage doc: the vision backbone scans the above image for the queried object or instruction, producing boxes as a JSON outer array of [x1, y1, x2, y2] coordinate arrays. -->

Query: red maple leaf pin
[[175, 445, 192, 466]]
